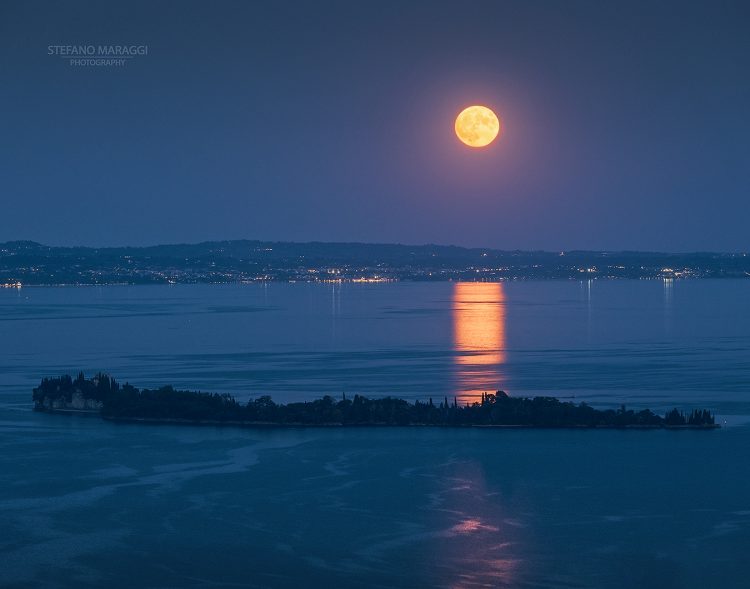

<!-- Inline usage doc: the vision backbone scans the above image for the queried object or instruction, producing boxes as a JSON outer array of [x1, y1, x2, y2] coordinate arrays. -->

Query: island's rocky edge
[[32, 373, 719, 429]]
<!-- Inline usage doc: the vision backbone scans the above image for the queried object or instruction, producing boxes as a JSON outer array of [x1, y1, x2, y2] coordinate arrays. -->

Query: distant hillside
[[0, 240, 748, 285]]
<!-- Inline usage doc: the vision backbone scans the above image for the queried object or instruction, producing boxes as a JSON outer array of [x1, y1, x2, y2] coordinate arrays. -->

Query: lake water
[[1, 281, 749, 587]]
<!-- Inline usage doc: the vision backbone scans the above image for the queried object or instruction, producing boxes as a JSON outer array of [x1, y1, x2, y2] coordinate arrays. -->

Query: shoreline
[[5, 276, 750, 288], [34, 407, 721, 430]]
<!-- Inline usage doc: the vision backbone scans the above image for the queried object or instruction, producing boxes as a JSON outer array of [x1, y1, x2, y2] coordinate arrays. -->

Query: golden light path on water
[[452, 282, 506, 403], [438, 445, 520, 588], [446, 284, 518, 587]]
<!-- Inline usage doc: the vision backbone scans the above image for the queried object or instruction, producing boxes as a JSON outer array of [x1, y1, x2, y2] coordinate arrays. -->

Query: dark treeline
[[33, 374, 717, 428]]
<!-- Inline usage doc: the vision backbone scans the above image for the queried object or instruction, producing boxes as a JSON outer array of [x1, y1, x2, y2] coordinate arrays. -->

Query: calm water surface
[[1, 281, 749, 587], [2, 280, 750, 411]]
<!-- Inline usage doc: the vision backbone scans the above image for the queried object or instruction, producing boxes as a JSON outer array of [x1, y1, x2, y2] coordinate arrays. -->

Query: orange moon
[[455, 105, 500, 148]]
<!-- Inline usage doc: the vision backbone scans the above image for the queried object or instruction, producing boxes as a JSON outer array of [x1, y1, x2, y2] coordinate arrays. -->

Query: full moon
[[454, 105, 500, 148]]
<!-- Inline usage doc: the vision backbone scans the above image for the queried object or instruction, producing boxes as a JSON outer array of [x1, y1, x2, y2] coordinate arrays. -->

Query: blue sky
[[1, 0, 748, 251]]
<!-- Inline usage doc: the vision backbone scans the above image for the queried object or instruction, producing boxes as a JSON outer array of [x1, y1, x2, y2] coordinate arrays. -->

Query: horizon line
[[1, 238, 747, 257]]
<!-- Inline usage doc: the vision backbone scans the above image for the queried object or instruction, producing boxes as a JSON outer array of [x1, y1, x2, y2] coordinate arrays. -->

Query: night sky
[[2, 1, 748, 251]]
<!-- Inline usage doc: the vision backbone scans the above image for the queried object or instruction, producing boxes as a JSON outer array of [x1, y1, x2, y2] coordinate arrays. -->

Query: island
[[32, 373, 718, 429]]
